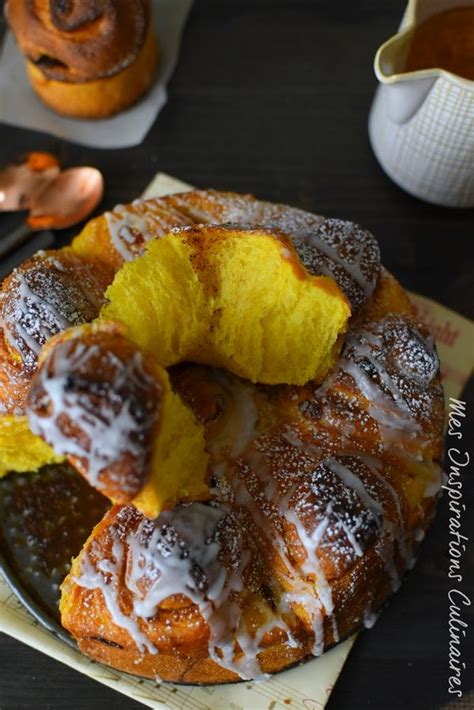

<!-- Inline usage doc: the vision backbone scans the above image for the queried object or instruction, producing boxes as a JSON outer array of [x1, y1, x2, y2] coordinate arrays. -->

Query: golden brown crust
[[59, 267, 445, 682], [27, 324, 164, 502], [355, 267, 413, 323], [25, 22, 158, 119], [0, 249, 114, 414], [0, 333, 31, 415], [0, 191, 445, 682], [7, 0, 151, 82], [62, 498, 429, 684], [73, 190, 381, 313]]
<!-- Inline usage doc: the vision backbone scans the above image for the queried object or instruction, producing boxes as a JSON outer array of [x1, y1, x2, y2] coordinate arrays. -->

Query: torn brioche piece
[[101, 225, 351, 386], [26, 323, 208, 518]]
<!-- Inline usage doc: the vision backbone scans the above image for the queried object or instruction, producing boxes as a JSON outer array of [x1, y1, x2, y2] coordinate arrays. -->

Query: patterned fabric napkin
[[0, 173, 472, 709]]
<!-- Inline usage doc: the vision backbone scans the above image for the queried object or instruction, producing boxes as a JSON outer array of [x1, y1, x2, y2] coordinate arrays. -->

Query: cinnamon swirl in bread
[[28, 322, 209, 516], [6, 0, 159, 118], [0, 249, 114, 415], [26, 225, 351, 513], [0, 190, 445, 682], [58, 301, 443, 682], [100, 224, 351, 385]]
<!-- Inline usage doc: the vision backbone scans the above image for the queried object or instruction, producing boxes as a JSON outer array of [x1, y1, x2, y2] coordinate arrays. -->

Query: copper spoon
[[0, 152, 60, 212], [0, 167, 104, 259]]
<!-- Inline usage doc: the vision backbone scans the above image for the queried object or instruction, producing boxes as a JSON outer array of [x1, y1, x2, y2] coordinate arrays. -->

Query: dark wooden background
[[0, 1, 473, 708]]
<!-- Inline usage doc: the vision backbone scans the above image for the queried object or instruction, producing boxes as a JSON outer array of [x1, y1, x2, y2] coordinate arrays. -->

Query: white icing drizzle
[[340, 356, 419, 435], [227, 390, 340, 652], [104, 206, 152, 262], [246, 476, 330, 653], [280, 590, 325, 656], [1, 274, 67, 356], [168, 194, 220, 224], [204, 374, 333, 659], [353, 451, 413, 571], [331, 614, 340, 643], [327, 457, 406, 593], [76, 503, 295, 681], [28, 339, 158, 490], [423, 464, 443, 497], [0, 252, 106, 386], [415, 528, 425, 542], [126, 505, 230, 618], [281, 496, 334, 614], [363, 609, 379, 629], [291, 217, 380, 310], [232, 473, 281, 558], [305, 221, 373, 296], [317, 316, 442, 467], [77, 540, 157, 654], [104, 198, 191, 262], [326, 458, 383, 517], [214, 606, 297, 682], [281, 429, 385, 564], [357, 453, 404, 525]]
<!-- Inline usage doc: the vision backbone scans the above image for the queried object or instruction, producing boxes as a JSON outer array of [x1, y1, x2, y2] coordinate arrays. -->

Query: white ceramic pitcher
[[369, 0, 474, 208]]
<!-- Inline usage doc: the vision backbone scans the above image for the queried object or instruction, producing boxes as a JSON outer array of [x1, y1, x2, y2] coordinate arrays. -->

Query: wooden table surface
[[0, 1, 473, 708]]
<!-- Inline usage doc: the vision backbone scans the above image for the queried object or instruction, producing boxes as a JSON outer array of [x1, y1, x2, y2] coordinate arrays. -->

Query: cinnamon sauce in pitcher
[[404, 7, 474, 80]]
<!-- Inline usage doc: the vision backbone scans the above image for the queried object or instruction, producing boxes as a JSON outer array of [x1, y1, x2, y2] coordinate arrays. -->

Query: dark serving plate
[[0, 463, 109, 649]]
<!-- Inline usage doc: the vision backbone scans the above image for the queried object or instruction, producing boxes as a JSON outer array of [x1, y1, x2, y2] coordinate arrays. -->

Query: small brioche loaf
[[7, 0, 159, 118]]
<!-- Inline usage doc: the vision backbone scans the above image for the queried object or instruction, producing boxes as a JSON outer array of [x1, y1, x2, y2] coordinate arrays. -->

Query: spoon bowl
[[27, 166, 104, 230]]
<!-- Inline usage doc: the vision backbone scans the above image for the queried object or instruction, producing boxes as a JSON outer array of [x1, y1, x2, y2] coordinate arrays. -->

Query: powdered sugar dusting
[[27, 331, 162, 498], [67, 305, 443, 679], [293, 218, 380, 311], [0, 252, 108, 378], [0, 191, 442, 680], [103, 191, 380, 312]]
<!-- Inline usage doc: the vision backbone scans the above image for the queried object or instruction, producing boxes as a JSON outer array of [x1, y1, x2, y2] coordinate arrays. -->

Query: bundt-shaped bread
[[59, 272, 444, 681], [0, 190, 444, 684], [25, 224, 353, 511]]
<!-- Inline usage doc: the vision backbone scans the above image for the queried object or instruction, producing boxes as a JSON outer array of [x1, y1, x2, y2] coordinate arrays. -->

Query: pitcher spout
[[374, 29, 437, 124]]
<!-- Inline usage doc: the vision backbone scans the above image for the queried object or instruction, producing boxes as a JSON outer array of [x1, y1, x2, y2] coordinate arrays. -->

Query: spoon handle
[[0, 223, 33, 259]]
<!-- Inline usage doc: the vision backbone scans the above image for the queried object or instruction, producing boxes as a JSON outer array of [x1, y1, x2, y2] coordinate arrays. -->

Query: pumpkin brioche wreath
[[0, 190, 445, 683]]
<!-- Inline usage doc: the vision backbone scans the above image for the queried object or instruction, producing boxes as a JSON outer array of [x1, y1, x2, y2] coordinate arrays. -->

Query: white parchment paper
[[0, 0, 193, 149]]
